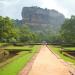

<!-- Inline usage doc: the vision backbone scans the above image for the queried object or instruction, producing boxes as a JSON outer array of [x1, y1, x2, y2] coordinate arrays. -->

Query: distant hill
[[14, 6, 65, 34], [22, 7, 64, 24], [21, 6, 65, 33]]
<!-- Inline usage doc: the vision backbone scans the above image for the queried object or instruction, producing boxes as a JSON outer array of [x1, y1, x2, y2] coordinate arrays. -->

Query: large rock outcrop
[[22, 7, 64, 24], [21, 6, 65, 33]]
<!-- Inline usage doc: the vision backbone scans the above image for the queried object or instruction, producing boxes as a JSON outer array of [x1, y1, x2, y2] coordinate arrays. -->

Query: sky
[[0, 0, 75, 19]]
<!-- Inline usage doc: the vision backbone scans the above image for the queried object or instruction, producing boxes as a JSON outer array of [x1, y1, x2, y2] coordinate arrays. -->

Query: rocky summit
[[22, 7, 64, 24]]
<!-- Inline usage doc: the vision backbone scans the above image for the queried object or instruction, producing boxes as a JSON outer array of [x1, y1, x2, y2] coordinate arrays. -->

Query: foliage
[[19, 25, 34, 42], [0, 16, 17, 42], [60, 16, 75, 44], [0, 16, 65, 44], [0, 16, 35, 43]]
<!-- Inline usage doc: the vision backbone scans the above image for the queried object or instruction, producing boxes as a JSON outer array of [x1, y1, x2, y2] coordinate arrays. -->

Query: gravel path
[[28, 45, 70, 75]]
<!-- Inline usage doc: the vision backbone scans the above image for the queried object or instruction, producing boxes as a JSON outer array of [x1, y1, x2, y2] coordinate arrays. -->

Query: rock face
[[21, 6, 65, 33], [22, 7, 65, 34]]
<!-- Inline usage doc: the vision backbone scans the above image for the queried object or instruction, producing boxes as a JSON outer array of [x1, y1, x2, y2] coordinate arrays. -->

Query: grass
[[48, 45, 75, 64], [63, 47, 75, 51], [3, 45, 35, 51], [0, 45, 41, 75], [0, 43, 7, 47], [4, 45, 32, 50]]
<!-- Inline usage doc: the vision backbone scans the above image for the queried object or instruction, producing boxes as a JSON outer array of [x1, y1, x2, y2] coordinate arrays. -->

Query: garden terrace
[[60, 48, 75, 59], [48, 45, 75, 64], [0, 45, 40, 75]]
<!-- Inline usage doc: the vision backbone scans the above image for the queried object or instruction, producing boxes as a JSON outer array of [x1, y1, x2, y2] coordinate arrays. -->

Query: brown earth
[[28, 45, 70, 75], [20, 45, 71, 75]]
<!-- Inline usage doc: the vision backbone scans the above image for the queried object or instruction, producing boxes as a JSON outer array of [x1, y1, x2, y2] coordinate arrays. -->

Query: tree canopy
[[60, 15, 75, 44]]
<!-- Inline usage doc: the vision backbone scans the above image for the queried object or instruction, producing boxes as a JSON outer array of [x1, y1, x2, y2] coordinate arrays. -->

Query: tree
[[0, 16, 17, 42], [19, 25, 32, 42], [0, 16, 4, 41], [60, 15, 75, 44]]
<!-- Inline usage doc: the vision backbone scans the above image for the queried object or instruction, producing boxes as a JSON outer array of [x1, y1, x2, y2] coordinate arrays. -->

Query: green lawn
[[48, 45, 75, 64], [0, 45, 41, 75], [63, 47, 75, 51], [4, 45, 33, 51], [0, 43, 7, 47]]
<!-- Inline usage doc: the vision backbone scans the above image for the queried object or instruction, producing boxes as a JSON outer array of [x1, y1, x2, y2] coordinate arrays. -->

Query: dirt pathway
[[28, 45, 70, 75]]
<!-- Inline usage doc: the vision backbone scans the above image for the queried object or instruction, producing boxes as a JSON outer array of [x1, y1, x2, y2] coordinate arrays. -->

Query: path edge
[[18, 45, 42, 75], [47, 45, 75, 75]]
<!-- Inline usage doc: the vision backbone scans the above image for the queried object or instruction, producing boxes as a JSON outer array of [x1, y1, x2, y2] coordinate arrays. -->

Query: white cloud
[[0, 0, 75, 19], [56, 0, 75, 18], [0, 0, 39, 19], [40, 0, 75, 18]]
